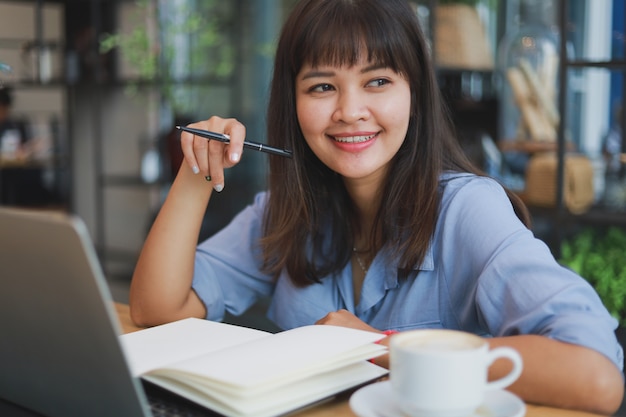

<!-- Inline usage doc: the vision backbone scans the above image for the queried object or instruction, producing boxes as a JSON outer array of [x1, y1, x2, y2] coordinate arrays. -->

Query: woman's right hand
[[179, 116, 246, 192], [130, 115, 247, 326]]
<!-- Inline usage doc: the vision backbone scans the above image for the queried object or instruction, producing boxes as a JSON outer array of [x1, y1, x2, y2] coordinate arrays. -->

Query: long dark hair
[[261, 0, 530, 286]]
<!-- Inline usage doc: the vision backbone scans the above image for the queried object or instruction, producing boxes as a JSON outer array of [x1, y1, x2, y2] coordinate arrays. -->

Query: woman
[[130, 0, 624, 413]]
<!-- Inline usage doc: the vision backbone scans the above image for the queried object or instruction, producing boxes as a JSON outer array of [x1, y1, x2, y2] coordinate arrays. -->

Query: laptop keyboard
[[148, 396, 214, 417], [143, 381, 222, 417]]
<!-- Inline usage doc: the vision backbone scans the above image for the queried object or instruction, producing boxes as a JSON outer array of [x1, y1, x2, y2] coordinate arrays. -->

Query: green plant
[[560, 227, 626, 325], [99, 0, 234, 114]]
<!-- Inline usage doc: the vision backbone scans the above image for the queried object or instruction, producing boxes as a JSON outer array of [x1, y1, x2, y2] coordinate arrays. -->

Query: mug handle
[[485, 347, 523, 391]]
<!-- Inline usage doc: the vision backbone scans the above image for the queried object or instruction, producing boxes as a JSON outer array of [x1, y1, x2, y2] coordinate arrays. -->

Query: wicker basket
[[524, 153, 594, 214], [434, 4, 494, 70]]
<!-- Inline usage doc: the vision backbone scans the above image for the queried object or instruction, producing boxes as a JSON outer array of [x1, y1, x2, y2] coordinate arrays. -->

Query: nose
[[332, 90, 370, 123]]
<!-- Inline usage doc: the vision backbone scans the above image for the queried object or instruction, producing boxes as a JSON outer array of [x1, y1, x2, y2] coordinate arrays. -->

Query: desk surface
[[113, 303, 607, 417]]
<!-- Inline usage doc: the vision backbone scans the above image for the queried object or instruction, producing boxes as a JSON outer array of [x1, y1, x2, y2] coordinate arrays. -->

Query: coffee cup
[[389, 329, 523, 417]]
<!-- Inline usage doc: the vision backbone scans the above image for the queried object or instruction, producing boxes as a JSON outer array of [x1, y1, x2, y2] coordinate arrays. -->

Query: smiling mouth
[[331, 133, 377, 144]]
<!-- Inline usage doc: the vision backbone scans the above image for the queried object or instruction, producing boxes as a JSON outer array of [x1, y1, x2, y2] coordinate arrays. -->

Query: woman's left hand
[[316, 309, 392, 368], [315, 309, 379, 333]]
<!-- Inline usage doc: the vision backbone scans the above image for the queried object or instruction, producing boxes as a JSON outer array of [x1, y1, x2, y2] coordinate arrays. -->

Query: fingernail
[[214, 184, 224, 193], [230, 153, 240, 162], [192, 165, 199, 174]]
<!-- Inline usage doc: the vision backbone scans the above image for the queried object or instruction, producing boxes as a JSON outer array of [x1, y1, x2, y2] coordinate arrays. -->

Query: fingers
[[315, 310, 380, 332], [224, 122, 245, 167], [179, 116, 246, 192], [315, 309, 347, 325]]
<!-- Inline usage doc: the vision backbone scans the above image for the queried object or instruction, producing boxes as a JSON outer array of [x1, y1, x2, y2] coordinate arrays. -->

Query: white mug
[[390, 329, 523, 417]]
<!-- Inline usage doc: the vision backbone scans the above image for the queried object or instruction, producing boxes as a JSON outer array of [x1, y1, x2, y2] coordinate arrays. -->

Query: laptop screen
[[0, 208, 151, 417]]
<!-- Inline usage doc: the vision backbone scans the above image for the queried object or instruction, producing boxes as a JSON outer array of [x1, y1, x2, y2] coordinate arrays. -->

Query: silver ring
[[205, 175, 212, 182]]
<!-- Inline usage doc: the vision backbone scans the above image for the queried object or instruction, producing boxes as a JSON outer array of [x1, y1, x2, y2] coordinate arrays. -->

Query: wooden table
[[113, 303, 608, 417]]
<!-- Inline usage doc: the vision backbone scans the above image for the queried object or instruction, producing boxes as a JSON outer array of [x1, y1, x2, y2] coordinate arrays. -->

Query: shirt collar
[[355, 243, 435, 314]]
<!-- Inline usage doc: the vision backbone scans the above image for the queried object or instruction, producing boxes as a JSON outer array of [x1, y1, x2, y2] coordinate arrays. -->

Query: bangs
[[289, 0, 413, 75]]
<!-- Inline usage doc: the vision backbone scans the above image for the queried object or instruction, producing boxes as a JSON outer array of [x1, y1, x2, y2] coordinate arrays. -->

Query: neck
[[344, 180, 381, 231], [343, 172, 387, 254]]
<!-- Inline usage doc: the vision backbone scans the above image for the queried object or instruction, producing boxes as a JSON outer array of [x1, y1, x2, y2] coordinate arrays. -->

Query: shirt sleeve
[[192, 192, 275, 322], [439, 176, 623, 370]]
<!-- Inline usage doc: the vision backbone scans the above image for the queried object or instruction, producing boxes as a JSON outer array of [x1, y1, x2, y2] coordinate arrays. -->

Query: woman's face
[[295, 55, 411, 182]]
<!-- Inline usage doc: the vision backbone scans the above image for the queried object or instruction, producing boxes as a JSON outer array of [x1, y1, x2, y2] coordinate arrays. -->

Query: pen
[[176, 126, 293, 158]]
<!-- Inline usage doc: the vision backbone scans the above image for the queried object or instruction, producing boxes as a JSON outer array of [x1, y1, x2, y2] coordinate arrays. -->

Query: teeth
[[333, 134, 376, 143]]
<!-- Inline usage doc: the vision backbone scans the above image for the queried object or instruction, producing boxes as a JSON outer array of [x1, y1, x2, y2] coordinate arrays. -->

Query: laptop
[[0, 207, 217, 417]]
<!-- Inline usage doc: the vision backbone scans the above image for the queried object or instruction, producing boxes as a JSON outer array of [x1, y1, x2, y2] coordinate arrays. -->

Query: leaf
[[560, 227, 626, 325], [99, 33, 121, 53], [96, 0, 235, 115]]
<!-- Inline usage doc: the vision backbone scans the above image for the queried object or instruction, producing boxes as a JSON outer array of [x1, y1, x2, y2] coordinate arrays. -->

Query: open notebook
[[0, 207, 386, 417]]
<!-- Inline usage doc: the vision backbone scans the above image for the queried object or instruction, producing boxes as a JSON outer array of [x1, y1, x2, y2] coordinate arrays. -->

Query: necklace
[[353, 247, 370, 274]]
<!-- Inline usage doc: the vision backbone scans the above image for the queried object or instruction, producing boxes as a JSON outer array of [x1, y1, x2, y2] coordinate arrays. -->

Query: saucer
[[349, 380, 525, 417]]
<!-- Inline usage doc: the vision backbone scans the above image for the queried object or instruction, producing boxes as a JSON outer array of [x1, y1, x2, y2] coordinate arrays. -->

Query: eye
[[309, 83, 334, 93], [366, 78, 391, 88]]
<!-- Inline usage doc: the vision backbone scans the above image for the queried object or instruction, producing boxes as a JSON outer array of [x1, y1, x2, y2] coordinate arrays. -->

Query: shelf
[[524, 0, 626, 256], [0, 38, 62, 48], [565, 59, 626, 70], [109, 73, 235, 89], [0, 79, 68, 88], [573, 208, 626, 227], [0, 158, 58, 168], [3, 75, 234, 89], [0, 0, 70, 211], [436, 69, 498, 101]]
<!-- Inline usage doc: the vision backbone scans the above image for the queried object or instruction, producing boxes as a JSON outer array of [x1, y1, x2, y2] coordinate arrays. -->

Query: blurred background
[[1, 0, 625, 315]]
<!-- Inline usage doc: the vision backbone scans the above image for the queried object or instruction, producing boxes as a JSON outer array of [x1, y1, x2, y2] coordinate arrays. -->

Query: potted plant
[[99, 0, 234, 116], [560, 226, 626, 326], [98, 0, 237, 183]]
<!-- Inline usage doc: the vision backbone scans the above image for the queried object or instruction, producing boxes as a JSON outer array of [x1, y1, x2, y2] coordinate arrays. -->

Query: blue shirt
[[192, 173, 624, 370]]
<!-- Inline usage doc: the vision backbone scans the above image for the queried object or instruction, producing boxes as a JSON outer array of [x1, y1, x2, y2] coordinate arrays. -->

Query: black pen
[[176, 126, 293, 158]]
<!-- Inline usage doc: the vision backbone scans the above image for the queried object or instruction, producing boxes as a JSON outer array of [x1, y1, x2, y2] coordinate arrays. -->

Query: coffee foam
[[397, 332, 483, 351]]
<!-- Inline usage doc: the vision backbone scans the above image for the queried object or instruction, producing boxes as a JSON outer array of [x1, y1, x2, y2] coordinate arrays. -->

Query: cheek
[[384, 93, 412, 137], [390, 90, 412, 122], [297, 99, 325, 138], [295, 101, 307, 132]]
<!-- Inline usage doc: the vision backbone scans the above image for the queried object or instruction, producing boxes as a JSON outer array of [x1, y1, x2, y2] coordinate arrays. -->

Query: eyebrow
[[300, 63, 388, 80]]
